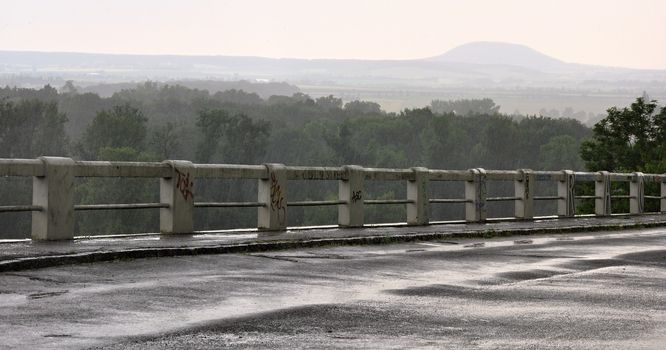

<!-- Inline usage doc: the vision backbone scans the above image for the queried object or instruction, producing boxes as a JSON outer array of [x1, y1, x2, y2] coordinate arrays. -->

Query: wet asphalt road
[[1, 229, 665, 349]]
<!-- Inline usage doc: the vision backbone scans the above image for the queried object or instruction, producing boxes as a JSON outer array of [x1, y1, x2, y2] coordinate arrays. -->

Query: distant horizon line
[[0, 47, 438, 61], [0, 43, 662, 71], [0, 40, 522, 59]]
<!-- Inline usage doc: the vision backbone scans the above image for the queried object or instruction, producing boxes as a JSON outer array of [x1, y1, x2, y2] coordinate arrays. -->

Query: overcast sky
[[2, 0, 665, 69]]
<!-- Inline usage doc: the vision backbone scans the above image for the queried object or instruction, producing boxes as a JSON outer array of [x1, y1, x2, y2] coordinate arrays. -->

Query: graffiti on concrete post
[[351, 190, 363, 203], [174, 168, 194, 201], [270, 172, 286, 224], [477, 170, 487, 212]]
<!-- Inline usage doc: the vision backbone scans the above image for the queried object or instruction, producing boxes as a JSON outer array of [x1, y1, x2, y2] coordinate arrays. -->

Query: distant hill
[[1, 43, 665, 92], [427, 42, 567, 71], [2, 44, 665, 118]]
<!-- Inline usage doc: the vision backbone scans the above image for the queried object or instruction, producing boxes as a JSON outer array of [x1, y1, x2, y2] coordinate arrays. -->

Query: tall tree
[[195, 109, 270, 164], [0, 98, 68, 158], [150, 122, 182, 160], [78, 104, 147, 160], [580, 97, 666, 173]]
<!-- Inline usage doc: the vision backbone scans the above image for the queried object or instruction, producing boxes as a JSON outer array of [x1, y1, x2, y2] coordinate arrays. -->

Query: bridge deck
[[1, 226, 665, 349], [2, 214, 666, 272]]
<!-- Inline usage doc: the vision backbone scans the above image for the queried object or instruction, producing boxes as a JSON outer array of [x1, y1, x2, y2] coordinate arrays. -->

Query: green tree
[[315, 95, 343, 111], [540, 135, 584, 170], [58, 91, 115, 140], [78, 104, 148, 160], [150, 122, 181, 160], [343, 100, 382, 115], [580, 97, 666, 214], [580, 97, 666, 173], [0, 99, 69, 158], [195, 109, 270, 164]]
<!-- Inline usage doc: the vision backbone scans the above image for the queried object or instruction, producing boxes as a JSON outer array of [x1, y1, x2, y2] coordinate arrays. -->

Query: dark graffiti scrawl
[[351, 190, 362, 203], [270, 172, 286, 224], [175, 168, 194, 201]]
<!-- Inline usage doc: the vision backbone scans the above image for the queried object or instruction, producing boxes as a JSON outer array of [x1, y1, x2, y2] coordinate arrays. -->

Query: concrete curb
[[2, 220, 666, 272]]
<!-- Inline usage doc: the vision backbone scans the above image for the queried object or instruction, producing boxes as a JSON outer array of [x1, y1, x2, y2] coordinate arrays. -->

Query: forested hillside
[[0, 83, 592, 237]]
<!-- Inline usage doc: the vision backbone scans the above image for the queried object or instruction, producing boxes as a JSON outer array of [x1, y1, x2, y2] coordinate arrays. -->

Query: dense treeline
[[579, 97, 666, 213], [0, 83, 592, 238]]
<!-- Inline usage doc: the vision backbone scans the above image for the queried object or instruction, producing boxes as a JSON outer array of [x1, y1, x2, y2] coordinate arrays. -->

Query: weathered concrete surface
[[0, 228, 664, 349], [2, 215, 666, 272], [31, 157, 76, 241]]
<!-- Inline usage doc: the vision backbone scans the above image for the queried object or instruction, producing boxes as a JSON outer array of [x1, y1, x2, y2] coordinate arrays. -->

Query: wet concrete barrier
[[1, 157, 664, 240]]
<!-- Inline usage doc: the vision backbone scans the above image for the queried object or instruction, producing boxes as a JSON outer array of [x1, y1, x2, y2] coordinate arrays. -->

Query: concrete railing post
[[557, 170, 576, 217], [160, 160, 195, 234], [258, 163, 287, 230], [595, 171, 611, 216], [465, 168, 487, 222], [338, 165, 364, 227], [662, 179, 666, 213], [407, 167, 429, 225], [514, 169, 534, 219], [31, 156, 76, 240], [630, 172, 644, 214]]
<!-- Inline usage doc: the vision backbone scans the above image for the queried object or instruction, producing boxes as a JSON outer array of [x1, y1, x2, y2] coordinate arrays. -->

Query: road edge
[[2, 220, 666, 272]]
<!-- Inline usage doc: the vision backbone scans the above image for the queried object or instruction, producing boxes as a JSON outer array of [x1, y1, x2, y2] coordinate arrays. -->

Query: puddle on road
[[514, 240, 533, 245], [261, 230, 664, 261], [0, 293, 27, 307], [28, 290, 69, 299]]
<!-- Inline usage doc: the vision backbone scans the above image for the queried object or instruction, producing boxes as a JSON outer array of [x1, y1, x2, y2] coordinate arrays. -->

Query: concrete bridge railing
[[1, 157, 665, 240]]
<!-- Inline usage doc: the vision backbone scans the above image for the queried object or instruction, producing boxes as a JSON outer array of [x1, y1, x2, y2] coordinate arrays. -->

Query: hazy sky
[[2, 0, 666, 69]]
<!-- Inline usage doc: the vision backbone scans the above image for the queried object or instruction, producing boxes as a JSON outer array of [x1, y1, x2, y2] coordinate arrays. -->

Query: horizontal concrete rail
[[74, 203, 169, 210], [533, 195, 563, 201], [195, 164, 267, 179], [194, 201, 265, 208], [0, 158, 45, 177], [285, 166, 346, 181], [573, 172, 598, 182], [73, 161, 171, 178], [1, 157, 665, 240], [0, 205, 42, 213], [533, 171, 566, 182], [428, 169, 472, 181], [484, 170, 519, 181], [363, 168, 415, 181]]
